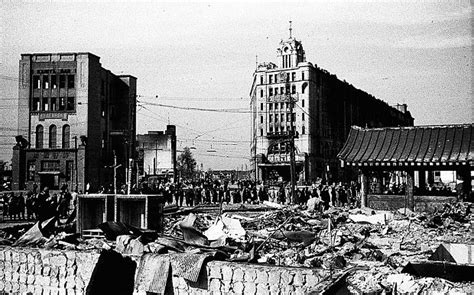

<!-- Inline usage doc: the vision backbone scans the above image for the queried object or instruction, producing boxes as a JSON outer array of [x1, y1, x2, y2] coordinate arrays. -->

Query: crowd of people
[[1, 184, 77, 221], [107, 177, 362, 211]]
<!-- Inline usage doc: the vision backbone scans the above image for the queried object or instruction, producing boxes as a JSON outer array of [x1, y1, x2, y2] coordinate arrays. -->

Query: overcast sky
[[0, 0, 472, 169]]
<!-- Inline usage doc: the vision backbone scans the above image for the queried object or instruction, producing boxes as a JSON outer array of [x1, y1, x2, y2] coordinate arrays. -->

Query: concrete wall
[[0, 247, 329, 294]]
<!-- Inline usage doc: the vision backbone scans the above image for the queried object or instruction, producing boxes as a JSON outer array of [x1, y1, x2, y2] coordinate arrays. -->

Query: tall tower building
[[12, 52, 136, 192], [250, 28, 414, 184]]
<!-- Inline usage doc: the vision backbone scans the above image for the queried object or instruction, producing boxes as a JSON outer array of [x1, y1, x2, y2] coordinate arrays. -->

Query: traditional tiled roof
[[337, 124, 474, 167]]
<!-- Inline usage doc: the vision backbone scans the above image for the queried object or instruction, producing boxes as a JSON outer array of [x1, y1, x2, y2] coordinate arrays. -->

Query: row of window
[[259, 125, 306, 136], [259, 83, 308, 98], [31, 96, 75, 112], [260, 113, 300, 124], [260, 71, 305, 84], [259, 100, 305, 111], [32, 74, 75, 90], [35, 124, 70, 149]]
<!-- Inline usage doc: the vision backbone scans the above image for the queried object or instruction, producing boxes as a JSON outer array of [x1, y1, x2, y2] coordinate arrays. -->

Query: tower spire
[[289, 20, 292, 38]]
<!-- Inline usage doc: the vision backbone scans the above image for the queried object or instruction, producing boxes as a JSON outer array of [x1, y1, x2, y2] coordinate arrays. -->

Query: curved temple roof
[[337, 124, 474, 167]]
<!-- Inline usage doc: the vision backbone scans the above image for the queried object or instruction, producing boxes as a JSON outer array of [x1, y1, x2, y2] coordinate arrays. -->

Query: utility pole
[[73, 136, 78, 192]]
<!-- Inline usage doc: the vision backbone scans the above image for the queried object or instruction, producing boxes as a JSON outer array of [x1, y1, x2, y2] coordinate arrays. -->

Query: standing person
[[32, 182, 38, 194], [17, 192, 25, 219], [25, 191, 35, 220]]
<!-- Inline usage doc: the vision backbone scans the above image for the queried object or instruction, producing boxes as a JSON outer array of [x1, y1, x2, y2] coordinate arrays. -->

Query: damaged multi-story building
[[12, 52, 136, 192], [250, 32, 414, 183]]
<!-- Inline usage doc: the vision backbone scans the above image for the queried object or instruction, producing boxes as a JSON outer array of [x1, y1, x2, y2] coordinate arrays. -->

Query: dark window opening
[[269, 88, 273, 96], [260, 129, 263, 136], [42, 75, 49, 89], [51, 75, 57, 89], [67, 75, 75, 89], [260, 76, 264, 84], [302, 126, 305, 134], [260, 103, 263, 111], [62, 125, 70, 148], [66, 97, 75, 111], [302, 99, 305, 107], [49, 125, 57, 148], [50, 97, 57, 111], [292, 85, 296, 94], [59, 75, 66, 88], [260, 116, 263, 124], [36, 125, 43, 148], [260, 90, 263, 97], [33, 76, 41, 89], [59, 97, 66, 111], [42, 97, 49, 111], [32, 97, 40, 111], [302, 113, 305, 121]]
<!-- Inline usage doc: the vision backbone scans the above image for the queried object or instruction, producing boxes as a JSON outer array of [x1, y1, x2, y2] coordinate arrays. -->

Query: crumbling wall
[[0, 247, 329, 294], [0, 247, 99, 295]]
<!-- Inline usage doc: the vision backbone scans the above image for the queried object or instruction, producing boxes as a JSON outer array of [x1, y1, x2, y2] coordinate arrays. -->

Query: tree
[[177, 147, 197, 180]]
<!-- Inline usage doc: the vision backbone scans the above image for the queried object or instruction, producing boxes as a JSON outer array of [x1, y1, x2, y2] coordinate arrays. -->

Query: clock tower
[[277, 21, 306, 69]]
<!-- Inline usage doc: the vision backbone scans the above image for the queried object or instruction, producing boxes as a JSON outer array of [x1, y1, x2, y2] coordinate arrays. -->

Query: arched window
[[36, 125, 43, 148], [302, 83, 308, 94], [62, 125, 70, 148], [49, 125, 57, 148]]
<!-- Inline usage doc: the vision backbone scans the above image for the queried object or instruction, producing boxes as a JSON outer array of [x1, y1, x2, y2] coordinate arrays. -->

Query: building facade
[[12, 52, 136, 192], [136, 126, 177, 181], [250, 35, 414, 184]]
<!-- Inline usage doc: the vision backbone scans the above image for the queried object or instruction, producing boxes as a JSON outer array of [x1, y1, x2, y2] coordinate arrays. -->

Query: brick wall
[[0, 247, 329, 294]]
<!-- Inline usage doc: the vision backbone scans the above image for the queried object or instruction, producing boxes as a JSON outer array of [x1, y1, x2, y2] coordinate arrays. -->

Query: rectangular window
[[32, 97, 40, 111], [59, 75, 66, 88], [281, 114, 284, 122], [281, 87, 284, 94], [269, 104, 272, 110], [275, 114, 278, 122], [269, 88, 273, 96], [260, 129, 263, 136], [42, 97, 49, 111], [269, 114, 273, 122], [302, 113, 305, 121], [302, 72, 305, 80], [292, 113, 296, 121], [269, 126, 273, 133], [280, 102, 284, 109], [41, 160, 60, 171], [275, 88, 278, 95], [50, 97, 57, 111], [287, 113, 291, 121], [260, 76, 264, 84], [292, 72, 296, 81], [260, 116, 263, 124], [269, 75, 273, 84], [27, 161, 36, 181], [260, 103, 263, 111], [66, 97, 75, 111], [42, 75, 49, 89], [51, 75, 57, 89], [67, 75, 75, 89], [302, 126, 305, 134], [59, 97, 66, 111], [260, 90, 264, 98], [302, 100, 305, 108], [33, 75, 41, 89]]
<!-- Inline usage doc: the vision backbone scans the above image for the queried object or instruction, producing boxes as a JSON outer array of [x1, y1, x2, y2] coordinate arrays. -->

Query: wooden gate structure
[[337, 124, 473, 211]]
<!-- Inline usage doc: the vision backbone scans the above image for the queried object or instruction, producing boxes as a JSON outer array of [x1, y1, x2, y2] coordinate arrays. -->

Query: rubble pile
[[0, 201, 472, 293]]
